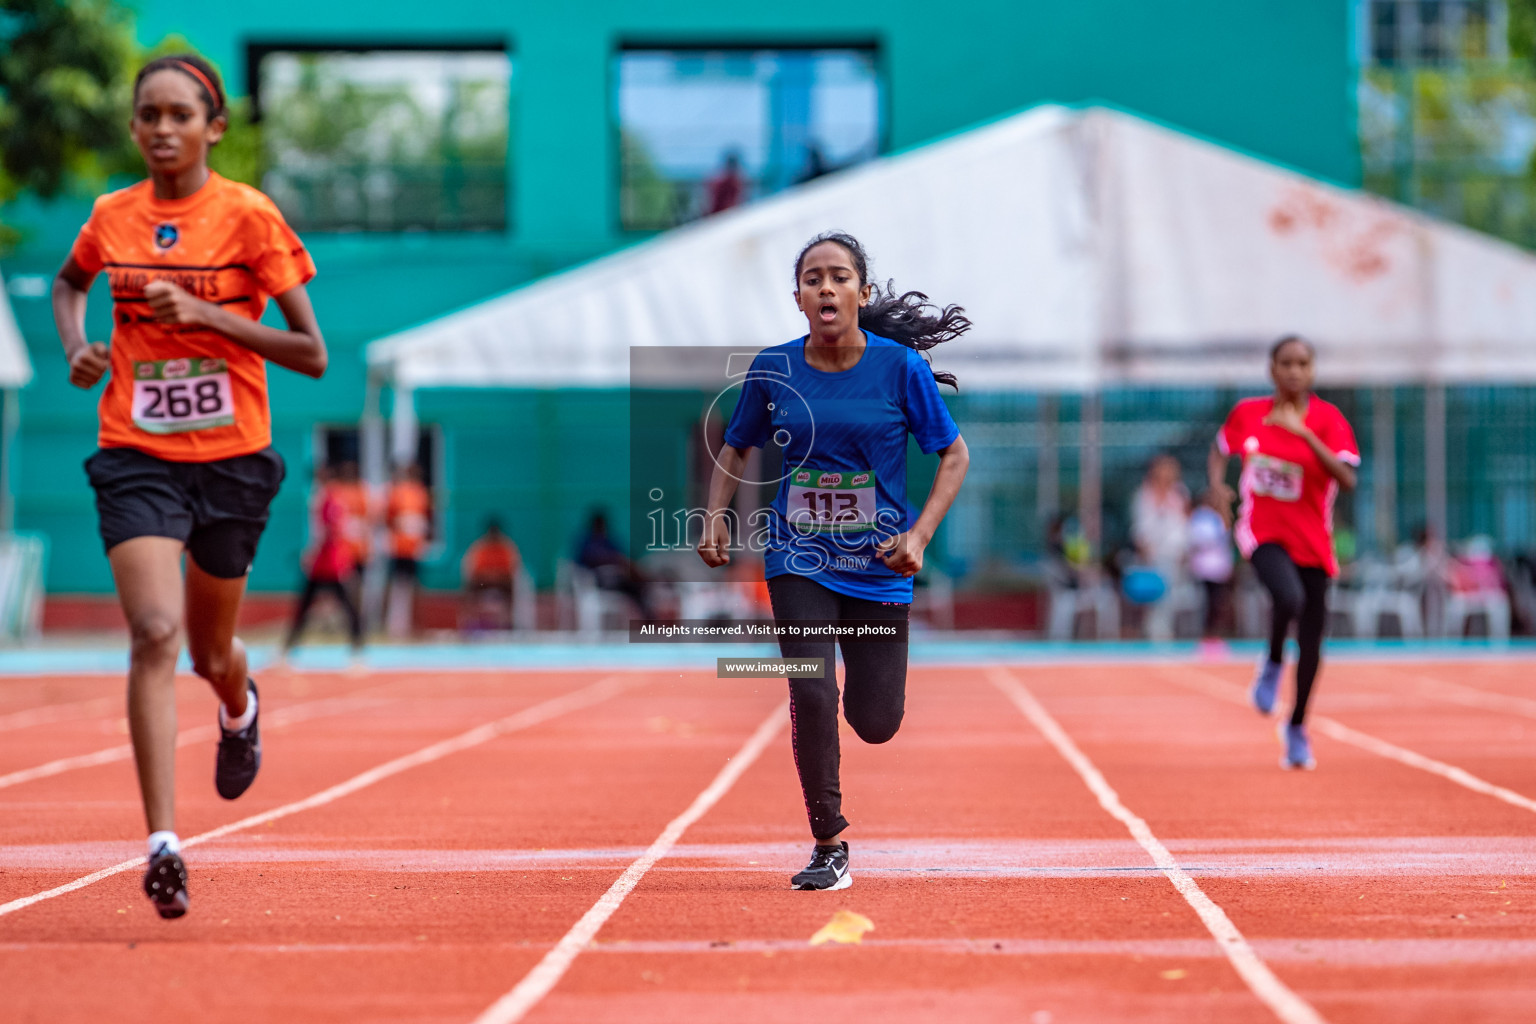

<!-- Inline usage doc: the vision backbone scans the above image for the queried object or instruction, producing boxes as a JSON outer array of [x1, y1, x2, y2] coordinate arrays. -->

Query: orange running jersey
[[330, 480, 375, 565], [387, 480, 432, 560], [464, 537, 519, 584], [69, 172, 316, 462]]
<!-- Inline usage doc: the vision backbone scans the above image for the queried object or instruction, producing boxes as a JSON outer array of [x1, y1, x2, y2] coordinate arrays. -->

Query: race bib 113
[[787, 468, 877, 533]]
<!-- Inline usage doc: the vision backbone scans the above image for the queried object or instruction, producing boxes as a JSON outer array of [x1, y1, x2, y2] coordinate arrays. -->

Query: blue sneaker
[[1279, 722, 1315, 770], [1251, 660, 1282, 716]]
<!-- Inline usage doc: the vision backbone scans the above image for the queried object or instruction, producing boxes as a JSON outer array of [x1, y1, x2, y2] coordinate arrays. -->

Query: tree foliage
[[1512, 0, 1536, 62], [0, 0, 133, 205]]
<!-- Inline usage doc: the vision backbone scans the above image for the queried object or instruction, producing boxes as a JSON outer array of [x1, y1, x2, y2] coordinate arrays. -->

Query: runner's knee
[[1271, 585, 1305, 623], [846, 706, 903, 744], [128, 613, 180, 662], [189, 645, 232, 683]]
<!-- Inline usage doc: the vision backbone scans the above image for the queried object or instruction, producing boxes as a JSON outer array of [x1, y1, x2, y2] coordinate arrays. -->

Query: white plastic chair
[[1443, 589, 1510, 639], [556, 560, 634, 634], [1046, 574, 1120, 640]]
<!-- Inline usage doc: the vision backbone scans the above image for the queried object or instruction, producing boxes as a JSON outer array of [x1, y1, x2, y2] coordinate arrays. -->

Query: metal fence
[[940, 384, 1536, 577]]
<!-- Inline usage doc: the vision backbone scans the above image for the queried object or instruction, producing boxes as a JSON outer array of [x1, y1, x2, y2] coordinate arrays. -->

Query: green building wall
[[1, 1, 1358, 593]]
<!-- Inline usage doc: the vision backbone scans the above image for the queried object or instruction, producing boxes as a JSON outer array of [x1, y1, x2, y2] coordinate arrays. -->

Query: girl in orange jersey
[[51, 55, 327, 919]]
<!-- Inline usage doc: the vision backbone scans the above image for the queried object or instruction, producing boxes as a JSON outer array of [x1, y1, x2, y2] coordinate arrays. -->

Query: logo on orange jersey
[[153, 222, 179, 251]]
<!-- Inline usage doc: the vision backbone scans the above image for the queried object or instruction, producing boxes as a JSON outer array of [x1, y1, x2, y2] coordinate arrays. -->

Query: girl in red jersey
[[51, 55, 327, 918], [1208, 335, 1358, 770]]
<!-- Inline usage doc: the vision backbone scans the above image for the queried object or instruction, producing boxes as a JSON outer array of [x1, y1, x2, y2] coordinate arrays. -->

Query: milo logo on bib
[[130, 357, 236, 435], [789, 467, 878, 533]]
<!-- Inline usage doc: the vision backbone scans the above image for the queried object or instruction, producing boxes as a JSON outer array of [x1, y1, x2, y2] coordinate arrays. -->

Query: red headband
[[170, 60, 221, 109]]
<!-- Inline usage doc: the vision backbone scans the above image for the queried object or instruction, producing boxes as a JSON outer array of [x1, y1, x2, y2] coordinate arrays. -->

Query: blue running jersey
[[722, 333, 960, 603]]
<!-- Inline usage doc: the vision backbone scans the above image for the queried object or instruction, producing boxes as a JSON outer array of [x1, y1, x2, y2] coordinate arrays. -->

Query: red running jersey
[[1217, 396, 1360, 576]]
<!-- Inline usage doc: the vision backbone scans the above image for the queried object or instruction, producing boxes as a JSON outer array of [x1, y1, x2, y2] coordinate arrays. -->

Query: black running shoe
[[791, 841, 852, 891], [215, 679, 261, 800], [143, 845, 189, 919]]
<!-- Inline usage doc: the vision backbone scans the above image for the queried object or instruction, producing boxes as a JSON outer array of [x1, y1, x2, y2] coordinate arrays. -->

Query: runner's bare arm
[[1207, 442, 1235, 528], [143, 280, 328, 378], [698, 443, 750, 568], [53, 257, 110, 389], [1262, 405, 1357, 490], [879, 434, 970, 577]]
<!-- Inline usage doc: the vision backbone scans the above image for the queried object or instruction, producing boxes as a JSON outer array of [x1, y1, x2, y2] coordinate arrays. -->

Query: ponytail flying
[[793, 231, 970, 389]]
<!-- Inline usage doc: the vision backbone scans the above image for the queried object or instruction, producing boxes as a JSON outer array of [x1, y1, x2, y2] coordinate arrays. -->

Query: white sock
[[147, 831, 181, 857], [220, 689, 257, 732]]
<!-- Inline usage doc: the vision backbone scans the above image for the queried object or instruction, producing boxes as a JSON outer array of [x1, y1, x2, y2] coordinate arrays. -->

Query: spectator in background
[[384, 463, 431, 637], [329, 460, 375, 614], [283, 465, 363, 660], [1131, 453, 1190, 641], [1397, 523, 1449, 631], [704, 151, 746, 215], [797, 142, 832, 184], [1188, 489, 1235, 652], [461, 517, 520, 632], [1045, 512, 1084, 591], [575, 509, 653, 620]]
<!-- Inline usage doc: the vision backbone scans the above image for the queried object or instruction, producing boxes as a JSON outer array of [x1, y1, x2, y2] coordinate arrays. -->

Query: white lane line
[[0, 691, 396, 792], [0, 697, 119, 734], [1174, 668, 1536, 817], [472, 701, 786, 1024], [987, 666, 1327, 1024], [0, 674, 635, 920], [1408, 672, 1536, 721]]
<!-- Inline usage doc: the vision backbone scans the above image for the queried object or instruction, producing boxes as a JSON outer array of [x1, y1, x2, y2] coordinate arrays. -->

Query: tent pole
[[1079, 391, 1103, 554], [0, 388, 17, 533], [390, 383, 418, 466], [358, 373, 389, 632], [1372, 385, 1396, 552], [1424, 382, 1447, 544], [361, 373, 386, 488]]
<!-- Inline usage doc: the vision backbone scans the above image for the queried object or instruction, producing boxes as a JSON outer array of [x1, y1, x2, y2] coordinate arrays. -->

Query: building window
[[616, 47, 881, 231], [254, 46, 512, 232], [1365, 1, 1507, 66]]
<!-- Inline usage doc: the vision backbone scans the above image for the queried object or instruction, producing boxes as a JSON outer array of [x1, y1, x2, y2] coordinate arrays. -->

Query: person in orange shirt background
[[385, 462, 432, 636], [328, 459, 375, 617], [461, 517, 520, 632], [51, 54, 328, 918]]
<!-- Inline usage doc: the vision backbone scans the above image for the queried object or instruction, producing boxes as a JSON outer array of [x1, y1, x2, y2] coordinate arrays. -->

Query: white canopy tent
[[367, 103, 1536, 544]]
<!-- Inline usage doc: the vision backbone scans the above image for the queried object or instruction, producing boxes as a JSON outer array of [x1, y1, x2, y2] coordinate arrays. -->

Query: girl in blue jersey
[[698, 232, 970, 890]]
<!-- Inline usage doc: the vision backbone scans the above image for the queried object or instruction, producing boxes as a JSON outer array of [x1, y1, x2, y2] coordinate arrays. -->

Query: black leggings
[[766, 573, 910, 841], [285, 575, 363, 651], [1250, 543, 1329, 726]]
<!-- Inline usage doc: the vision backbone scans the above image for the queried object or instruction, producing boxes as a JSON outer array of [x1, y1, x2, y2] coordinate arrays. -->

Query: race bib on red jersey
[[1247, 454, 1303, 502]]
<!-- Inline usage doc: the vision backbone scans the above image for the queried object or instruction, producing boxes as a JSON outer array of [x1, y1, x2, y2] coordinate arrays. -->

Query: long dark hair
[[133, 54, 228, 123], [793, 231, 970, 389]]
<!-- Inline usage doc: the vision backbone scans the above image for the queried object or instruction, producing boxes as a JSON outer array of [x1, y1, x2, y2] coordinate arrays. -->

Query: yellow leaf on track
[[1159, 969, 1187, 981], [809, 910, 875, 946]]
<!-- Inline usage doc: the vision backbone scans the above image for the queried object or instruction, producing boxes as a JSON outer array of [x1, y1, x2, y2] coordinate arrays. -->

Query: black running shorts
[[85, 446, 286, 579]]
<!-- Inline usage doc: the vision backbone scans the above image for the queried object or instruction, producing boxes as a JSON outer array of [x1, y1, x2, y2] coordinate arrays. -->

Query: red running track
[[0, 658, 1533, 1022]]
